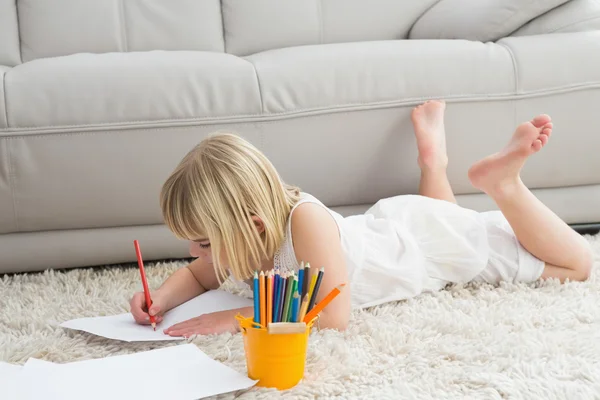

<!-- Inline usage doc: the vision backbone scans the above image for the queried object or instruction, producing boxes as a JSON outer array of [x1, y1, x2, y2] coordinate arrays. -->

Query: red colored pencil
[[134, 240, 156, 330]]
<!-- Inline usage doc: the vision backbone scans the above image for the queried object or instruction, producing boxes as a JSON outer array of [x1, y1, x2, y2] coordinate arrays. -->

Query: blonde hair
[[160, 132, 301, 282]]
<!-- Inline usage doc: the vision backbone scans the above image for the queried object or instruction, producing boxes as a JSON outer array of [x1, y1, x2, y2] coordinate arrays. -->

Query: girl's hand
[[164, 307, 252, 337], [130, 291, 168, 325]]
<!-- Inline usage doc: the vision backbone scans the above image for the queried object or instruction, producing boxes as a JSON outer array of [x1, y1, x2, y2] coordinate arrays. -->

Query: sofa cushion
[[247, 40, 514, 114], [410, 0, 570, 42], [0, 0, 21, 66], [18, 0, 224, 62], [511, 0, 600, 36], [498, 31, 600, 93], [222, 0, 439, 56], [5, 52, 261, 129]]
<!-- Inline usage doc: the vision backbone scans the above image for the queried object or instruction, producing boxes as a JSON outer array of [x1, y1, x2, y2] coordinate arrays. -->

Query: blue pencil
[[252, 271, 260, 327], [297, 262, 305, 299], [273, 272, 281, 323]]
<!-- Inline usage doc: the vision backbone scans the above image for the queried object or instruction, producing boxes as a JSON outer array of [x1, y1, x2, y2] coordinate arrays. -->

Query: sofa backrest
[[222, 0, 440, 56], [0, 0, 21, 66], [17, 0, 225, 62], [2, 0, 590, 64], [8, 0, 442, 63]]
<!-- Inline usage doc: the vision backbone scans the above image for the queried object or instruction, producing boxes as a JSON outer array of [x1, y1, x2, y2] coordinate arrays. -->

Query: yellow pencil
[[307, 270, 318, 304], [298, 294, 310, 322], [259, 271, 266, 326]]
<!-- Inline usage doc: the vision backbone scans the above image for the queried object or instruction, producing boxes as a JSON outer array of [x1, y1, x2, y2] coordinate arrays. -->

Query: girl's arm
[[131, 256, 220, 324], [156, 257, 221, 311], [291, 203, 351, 331]]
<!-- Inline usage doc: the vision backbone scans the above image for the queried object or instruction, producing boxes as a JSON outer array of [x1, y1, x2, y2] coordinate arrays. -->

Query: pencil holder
[[236, 315, 316, 390]]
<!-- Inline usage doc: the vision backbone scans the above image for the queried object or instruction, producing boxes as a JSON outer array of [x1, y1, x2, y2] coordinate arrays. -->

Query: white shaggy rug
[[2, 234, 600, 400]]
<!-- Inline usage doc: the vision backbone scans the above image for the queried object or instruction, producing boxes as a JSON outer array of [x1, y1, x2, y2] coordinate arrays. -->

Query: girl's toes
[[532, 139, 543, 152], [542, 127, 552, 136], [532, 114, 551, 128], [539, 134, 549, 146]]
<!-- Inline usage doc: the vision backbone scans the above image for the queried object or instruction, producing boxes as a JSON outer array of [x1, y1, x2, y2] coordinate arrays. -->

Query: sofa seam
[[497, 42, 519, 94], [2, 70, 8, 127], [14, 0, 23, 64], [317, 0, 324, 44], [407, 0, 444, 38], [497, 42, 519, 129], [245, 59, 264, 113], [494, 0, 539, 39], [118, 0, 129, 52], [3, 81, 600, 133], [219, 0, 227, 53], [5, 139, 19, 231], [0, 222, 175, 235], [549, 15, 600, 34], [2, 82, 600, 141]]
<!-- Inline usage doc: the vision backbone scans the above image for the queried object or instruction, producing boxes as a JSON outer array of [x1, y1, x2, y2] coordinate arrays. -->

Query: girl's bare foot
[[468, 115, 553, 196], [411, 100, 448, 171]]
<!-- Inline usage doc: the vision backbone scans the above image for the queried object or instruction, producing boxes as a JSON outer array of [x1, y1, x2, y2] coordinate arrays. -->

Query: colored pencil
[[281, 273, 294, 322], [272, 272, 278, 323], [286, 277, 298, 322], [273, 271, 281, 323], [303, 284, 346, 323], [308, 267, 325, 312], [298, 294, 310, 322], [259, 271, 266, 325], [277, 272, 288, 323], [133, 240, 156, 330], [267, 271, 273, 324], [302, 262, 310, 298], [252, 271, 260, 326], [307, 269, 318, 309], [297, 262, 305, 298], [290, 292, 300, 322]]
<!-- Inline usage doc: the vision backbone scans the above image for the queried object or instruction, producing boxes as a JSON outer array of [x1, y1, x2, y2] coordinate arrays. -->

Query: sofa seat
[[5, 51, 261, 129], [5, 31, 600, 131]]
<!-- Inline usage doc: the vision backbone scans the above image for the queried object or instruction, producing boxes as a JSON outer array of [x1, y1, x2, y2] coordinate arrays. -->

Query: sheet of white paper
[[60, 290, 253, 342], [19, 344, 256, 400], [0, 361, 23, 400]]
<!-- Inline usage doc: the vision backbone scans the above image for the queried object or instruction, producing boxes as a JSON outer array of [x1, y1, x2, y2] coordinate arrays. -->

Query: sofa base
[[2, 184, 599, 274]]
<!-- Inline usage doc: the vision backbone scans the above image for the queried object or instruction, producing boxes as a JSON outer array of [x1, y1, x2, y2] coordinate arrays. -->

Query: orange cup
[[236, 315, 316, 390]]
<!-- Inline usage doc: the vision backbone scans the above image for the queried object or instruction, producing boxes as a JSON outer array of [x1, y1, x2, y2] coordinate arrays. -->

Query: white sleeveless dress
[[273, 192, 545, 309]]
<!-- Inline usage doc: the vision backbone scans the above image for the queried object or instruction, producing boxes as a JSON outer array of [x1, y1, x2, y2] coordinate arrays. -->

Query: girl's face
[[189, 239, 211, 261], [189, 239, 229, 266]]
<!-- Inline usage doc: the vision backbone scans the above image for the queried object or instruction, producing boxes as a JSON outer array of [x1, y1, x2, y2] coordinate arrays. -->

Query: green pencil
[[281, 273, 295, 323], [286, 276, 298, 322]]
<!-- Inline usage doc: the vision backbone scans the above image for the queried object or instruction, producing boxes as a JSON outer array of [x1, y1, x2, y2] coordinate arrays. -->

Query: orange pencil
[[303, 283, 346, 323], [259, 271, 266, 326], [133, 240, 156, 330], [267, 271, 273, 324]]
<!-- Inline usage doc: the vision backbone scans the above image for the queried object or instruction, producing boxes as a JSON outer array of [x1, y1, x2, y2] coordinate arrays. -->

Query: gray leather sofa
[[2, 0, 600, 273]]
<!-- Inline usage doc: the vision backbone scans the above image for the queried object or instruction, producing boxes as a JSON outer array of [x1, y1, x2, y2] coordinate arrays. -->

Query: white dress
[[273, 192, 545, 310]]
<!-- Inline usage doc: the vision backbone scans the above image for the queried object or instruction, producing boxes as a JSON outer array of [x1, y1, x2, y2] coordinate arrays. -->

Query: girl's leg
[[468, 115, 593, 281], [411, 101, 457, 204]]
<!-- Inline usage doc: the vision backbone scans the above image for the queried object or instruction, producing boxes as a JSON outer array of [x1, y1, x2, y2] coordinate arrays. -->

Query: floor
[[1, 233, 600, 399]]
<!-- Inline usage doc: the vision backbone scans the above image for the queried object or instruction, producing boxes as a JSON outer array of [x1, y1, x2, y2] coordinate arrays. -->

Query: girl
[[130, 100, 592, 337]]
